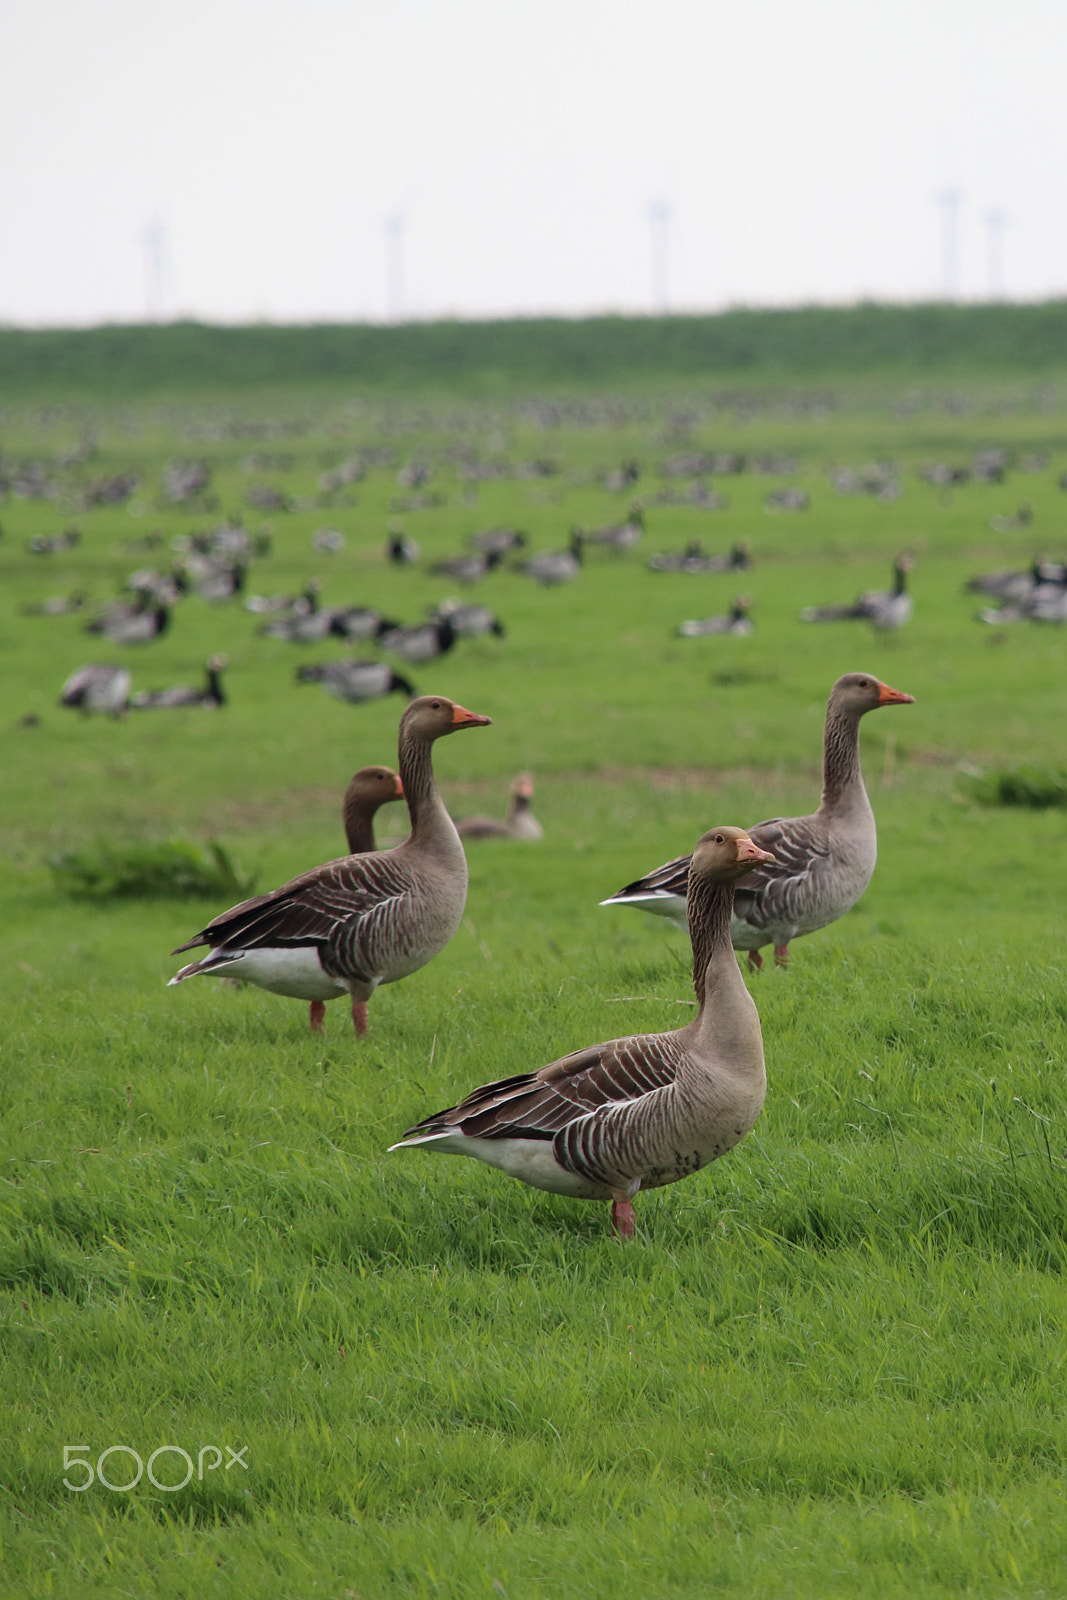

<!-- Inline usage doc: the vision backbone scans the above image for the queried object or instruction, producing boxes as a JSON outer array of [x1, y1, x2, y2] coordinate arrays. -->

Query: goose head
[[344, 765, 405, 810], [690, 827, 775, 884], [511, 772, 535, 800], [830, 672, 915, 715], [400, 695, 492, 742]]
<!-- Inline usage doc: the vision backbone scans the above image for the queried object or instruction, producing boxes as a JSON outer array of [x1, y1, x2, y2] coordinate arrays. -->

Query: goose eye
[[714, 833, 725, 843], [431, 700, 442, 709]]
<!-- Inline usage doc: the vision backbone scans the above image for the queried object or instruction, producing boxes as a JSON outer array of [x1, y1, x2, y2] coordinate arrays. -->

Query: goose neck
[[820, 701, 864, 811], [686, 875, 736, 1008]]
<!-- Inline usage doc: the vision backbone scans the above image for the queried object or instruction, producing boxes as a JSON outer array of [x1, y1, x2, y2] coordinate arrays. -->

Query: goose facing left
[[169, 696, 492, 1035], [391, 826, 774, 1238]]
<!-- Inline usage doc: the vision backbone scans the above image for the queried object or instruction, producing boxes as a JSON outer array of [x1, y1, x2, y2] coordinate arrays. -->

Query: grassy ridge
[[3, 385, 1067, 1595], [4, 300, 1067, 399]]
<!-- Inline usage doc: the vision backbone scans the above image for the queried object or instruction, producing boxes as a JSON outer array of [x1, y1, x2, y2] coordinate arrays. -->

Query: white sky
[[1, 0, 1064, 325]]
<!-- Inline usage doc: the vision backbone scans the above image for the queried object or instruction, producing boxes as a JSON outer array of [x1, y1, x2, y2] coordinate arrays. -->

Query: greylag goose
[[677, 598, 753, 637], [170, 696, 492, 1035], [342, 766, 404, 853], [600, 673, 914, 968], [456, 773, 543, 840], [296, 660, 415, 704], [59, 664, 131, 717], [130, 655, 227, 709], [801, 556, 914, 633], [391, 826, 774, 1237]]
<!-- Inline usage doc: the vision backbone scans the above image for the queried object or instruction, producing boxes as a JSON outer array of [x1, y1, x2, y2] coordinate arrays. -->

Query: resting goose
[[86, 600, 170, 645], [59, 663, 131, 717], [170, 696, 492, 1035], [130, 654, 227, 709], [677, 598, 753, 637], [391, 826, 773, 1237], [520, 532, 583, 586], [296, 660, 415, 704], [431, 600, 506, 639], [379, 618, 457, 664], [801, 556, 914, 633], [601, 673, 914, 968], [456, 773, 543, 840]]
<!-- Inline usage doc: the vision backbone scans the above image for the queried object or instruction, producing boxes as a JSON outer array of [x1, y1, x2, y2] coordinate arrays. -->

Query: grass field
[[2, 365, 1067, 1596]]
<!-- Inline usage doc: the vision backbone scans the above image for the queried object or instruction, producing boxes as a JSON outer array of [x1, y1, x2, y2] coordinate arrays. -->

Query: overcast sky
[[2, 0, 1064, 326]]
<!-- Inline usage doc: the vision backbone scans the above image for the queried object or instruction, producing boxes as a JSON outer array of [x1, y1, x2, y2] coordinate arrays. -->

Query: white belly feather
[[209, 946, 350, 1001]]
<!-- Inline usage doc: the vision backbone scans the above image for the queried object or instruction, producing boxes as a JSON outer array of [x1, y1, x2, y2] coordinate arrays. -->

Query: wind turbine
[[936, 189, 962, 300], [647, 200, 671, 314], [142, 215, 168, 321], [384, 187, 422, 323]]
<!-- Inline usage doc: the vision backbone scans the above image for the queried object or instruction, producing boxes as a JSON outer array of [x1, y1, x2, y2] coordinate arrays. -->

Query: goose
[[260, 585, 336, 643], [169, 696, 492, 1035], [386, 530, 421, 565], [431, 600, 506, 639], [648, 542, 749, 575], [470, 527, 527, 556], [341, 765, 405, 853], [455, 773, 543, 840], [965, 558, 1045, 605], [379, 618, 457, 664], [521, 532, 583, 586], [580, 507, 644, 553], [59, 663, 131, 717], [21, 591, 88, 617], [85, 600, 170, 645], [312, 526, 346, 554], [391, 826, 774, 1237], [429, 550, 502, 584], [296, 660, 415, 704], [130, 655, 227, 709], [800, 556, 914, 634], [600, 673, 915, 968], [329, 607, 400, 643], [677, 598, 753, 637]]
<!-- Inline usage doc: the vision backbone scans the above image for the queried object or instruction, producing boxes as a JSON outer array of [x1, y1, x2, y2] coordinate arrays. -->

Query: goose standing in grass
[[801, 556, 915, 634], [130, 655, 228, 709], [170, 696, 492, 1035], [601, 673, 914, 968], [677, 598, 753, 637], [391, 826, 773, 1238], [456, 773, 543, 840], [296, 660, 415, 705], [59, 664, 131, 717]]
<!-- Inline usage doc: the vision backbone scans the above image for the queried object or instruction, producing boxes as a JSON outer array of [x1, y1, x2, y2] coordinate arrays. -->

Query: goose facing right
[[391, 826, 774, 1238], [600, 673, 914, 968]]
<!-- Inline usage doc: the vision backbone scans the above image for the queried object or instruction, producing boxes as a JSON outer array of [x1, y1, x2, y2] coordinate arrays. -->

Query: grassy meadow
[[2, 366, 1067, 1596]]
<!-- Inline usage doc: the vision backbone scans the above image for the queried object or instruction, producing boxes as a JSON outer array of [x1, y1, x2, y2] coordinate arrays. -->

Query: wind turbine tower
[[648, 200, 671, 314], [936, 190, 962, 300], [142, 216, 168, 321]]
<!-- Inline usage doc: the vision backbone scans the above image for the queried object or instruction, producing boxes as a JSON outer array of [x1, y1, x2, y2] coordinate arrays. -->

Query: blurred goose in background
[[296, 660, 415, 704], [59, 663, 131, 717], [470, 526, 527, 556], [521, 531, 583, 585], [429, 550, 503, 584], [170, 696, 492, 1036], [341, 765, 405, 853], [329, 606, 400, 643], [431, 599, 506, 639], [648, 541, 750, 574], [601, 672, 915, 969], [800, 555, 914, 634], [312, 526, 346, 554], [386, 529, 421, 565], [130, 654, 227, 709], [21, 591, 88, 616], [391, 826, 773, 1238], [86, 598, 170, 645], [988, 503, 1033, 535], [677, 598, 753, 637], [455, 773, 543, 840], [965, 557, 1046, 604], [379, 617, 457, 663], [580, 506, 644, 553]]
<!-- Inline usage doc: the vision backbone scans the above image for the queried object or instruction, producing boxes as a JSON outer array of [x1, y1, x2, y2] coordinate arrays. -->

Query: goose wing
[[399, 1031, 683, 1144], [171, 850, 412, 955], [731, 814, 828, 931]]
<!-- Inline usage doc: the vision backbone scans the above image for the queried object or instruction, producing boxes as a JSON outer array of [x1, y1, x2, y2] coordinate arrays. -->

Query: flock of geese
[[166, 671, 913, 1238]]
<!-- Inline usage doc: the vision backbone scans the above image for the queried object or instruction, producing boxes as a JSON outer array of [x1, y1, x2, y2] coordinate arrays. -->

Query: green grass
[[3, 376, 1067, 1596]]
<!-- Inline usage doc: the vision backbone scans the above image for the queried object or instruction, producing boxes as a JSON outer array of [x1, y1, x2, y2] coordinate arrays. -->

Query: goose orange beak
[[451, 703, 493, 728], [394, 777, 405, 797], [737, 840, 775, 864], [876, 681, 915, 705]]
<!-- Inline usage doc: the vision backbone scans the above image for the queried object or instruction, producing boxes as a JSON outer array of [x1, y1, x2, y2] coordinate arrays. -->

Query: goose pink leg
[[747, 949, 764, 973], [352, 1000, 369, 1037], [774, 944, 789, 968], [611, 1199, 636, 1239], [309, 1001, 326, 1033]]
